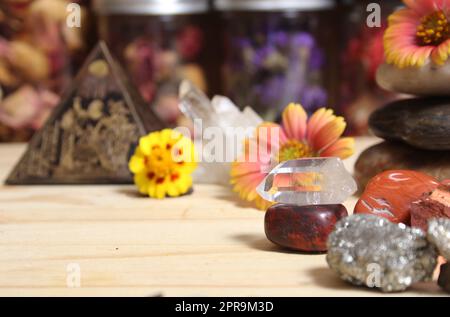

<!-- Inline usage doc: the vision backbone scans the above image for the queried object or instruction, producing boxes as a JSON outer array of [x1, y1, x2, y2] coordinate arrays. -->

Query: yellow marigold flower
[[129, 129, 197, 199]]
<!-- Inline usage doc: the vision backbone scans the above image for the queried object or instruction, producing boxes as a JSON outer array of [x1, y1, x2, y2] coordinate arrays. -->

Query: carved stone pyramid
[[6, 42, 165, 185]]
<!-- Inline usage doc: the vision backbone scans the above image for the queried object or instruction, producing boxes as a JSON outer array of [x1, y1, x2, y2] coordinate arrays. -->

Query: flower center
[[146, 145, 173, 179], [416, 10, 450, 46], [278, 139, 314, 162]]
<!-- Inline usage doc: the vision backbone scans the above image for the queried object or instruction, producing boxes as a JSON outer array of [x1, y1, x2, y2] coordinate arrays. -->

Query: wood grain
[[0, 138, 444, 296]]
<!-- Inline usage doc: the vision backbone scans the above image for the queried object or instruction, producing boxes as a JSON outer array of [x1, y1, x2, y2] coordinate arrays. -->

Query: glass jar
[[94, 0, 217, 126], [216, 0, 336, 121], [0, 0, 92, 142], [336, 0, 403, 135]]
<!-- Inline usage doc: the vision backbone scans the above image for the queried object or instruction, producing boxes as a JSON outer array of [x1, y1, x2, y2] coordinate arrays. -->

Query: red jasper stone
[[410, 180, 450, 231], [354, 170, 439, 224], [265, 204, 348, 253]]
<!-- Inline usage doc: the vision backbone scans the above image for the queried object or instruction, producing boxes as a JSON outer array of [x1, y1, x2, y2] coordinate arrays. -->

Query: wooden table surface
[[0, 137, 445, 297]]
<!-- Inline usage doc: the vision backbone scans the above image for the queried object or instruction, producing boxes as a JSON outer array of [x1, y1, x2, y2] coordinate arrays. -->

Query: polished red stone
[[354, 170, 439, 224], [265, 204, 348, 253], [410, 180, 450, 231]]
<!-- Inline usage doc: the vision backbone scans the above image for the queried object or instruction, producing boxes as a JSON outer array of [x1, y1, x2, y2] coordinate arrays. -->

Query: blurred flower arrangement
[[0, 0, 88, 141], [230, 103, 354, 210], [129, 129, 197, 199], [224, 28, 327, 121], [338, 0, 401, 135], [122, 25, 207, 126]]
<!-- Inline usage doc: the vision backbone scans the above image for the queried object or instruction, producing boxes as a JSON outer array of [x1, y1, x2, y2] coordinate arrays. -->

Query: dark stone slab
[[369, 97, 450, 150]]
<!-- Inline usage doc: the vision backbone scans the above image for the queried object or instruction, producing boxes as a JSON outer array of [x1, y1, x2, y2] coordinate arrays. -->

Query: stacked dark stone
[[355, 96, 450, 190]]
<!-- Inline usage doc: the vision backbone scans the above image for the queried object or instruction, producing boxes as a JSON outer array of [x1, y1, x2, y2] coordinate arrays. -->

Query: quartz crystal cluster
[[327, 214, 437, 292], [179, 80, 262, 184]]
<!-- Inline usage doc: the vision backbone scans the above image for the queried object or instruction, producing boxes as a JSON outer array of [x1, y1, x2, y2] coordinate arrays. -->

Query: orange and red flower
[[230, 103, 354, 210], [385, 0, 450, 67]]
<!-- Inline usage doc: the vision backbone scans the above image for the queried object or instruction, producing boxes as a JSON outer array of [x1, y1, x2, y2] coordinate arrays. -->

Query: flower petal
[[134, 173, 150, 195], [171, 174, 192, 196], [306, 108, 336, 145], [432, 39, 450, 64], [320, 137, 355, 159], [254, 196, 274, 210], [388, 7, 421, 24], [404, 0, 446, 15], [230, 160, 264, 179], [256, 122, 286, 148], [312, 116, 346, 152], [154, 181, 168, 199], [281, 103, 308, 140], [139, 132, 160, 155], [128, 151, 146, 174]]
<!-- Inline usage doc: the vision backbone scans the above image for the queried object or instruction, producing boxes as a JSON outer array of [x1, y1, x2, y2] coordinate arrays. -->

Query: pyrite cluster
[[327, 215, 450, 293]]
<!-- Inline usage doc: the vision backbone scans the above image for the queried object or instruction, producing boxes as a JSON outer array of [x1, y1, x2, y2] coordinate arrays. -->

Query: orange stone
[[354, 170, 439, 224]]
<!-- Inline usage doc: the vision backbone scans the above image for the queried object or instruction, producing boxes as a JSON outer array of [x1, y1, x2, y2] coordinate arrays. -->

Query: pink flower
[[230, 103, 354, 210], [385, 0, 450, 67]]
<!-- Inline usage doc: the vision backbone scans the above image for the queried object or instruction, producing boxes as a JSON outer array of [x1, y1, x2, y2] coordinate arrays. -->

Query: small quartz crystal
[[256, 158, 357, 205], [327, 214, 437, 292]]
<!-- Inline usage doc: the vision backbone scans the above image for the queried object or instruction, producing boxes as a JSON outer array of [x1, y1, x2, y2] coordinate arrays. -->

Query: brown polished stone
[[354, 170, 439, 224], [354, 141, 450, 192], [411, 181, 450, 231], [265, 204, 348, 253]]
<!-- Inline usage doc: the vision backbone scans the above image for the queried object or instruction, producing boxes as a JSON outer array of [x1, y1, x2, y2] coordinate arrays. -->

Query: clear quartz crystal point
[[256, 158, 357, 205]]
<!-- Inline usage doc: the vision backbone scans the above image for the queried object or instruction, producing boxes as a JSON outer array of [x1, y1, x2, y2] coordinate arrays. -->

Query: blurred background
[[0, 0, 404, 142]]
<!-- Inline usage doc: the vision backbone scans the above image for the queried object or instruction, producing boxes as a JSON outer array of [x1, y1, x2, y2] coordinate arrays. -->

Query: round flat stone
[[376, 62, 450, 96], [369, 97, 450, 150], [265, 204, 348, 253], [354, 141, 450, 191], [354, 170, 439, 224]]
